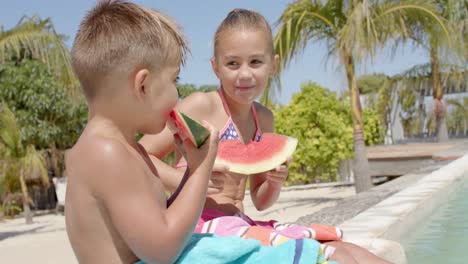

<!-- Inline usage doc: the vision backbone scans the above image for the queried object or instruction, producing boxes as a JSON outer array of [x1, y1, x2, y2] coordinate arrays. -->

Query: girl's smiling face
[[212, 29, 278, 105]]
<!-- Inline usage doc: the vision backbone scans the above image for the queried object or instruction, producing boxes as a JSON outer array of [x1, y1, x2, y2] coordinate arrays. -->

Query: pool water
[[401, 176, 468, 264]]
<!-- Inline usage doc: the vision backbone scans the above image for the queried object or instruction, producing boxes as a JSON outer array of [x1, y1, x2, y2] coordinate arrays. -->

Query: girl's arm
[[249, 104, 289, 211], [140, 127, 184, 192]]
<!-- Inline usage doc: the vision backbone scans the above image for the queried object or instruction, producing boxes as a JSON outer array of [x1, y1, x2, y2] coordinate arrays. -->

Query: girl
[[141, 9, 391, 264]]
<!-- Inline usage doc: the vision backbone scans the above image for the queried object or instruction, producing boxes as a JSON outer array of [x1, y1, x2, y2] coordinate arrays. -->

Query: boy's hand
[[173, 120, 219, 173], [207, 164, 229, 195]]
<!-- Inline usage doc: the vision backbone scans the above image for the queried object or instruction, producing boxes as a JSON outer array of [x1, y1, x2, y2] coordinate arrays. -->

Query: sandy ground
[[0, 185, 354, 263], [244, 185, 355, 222]]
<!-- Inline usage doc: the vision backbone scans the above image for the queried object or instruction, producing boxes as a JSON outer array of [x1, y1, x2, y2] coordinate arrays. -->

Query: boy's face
[[139, 65, 180, 134], [212, 29, 278, 105]]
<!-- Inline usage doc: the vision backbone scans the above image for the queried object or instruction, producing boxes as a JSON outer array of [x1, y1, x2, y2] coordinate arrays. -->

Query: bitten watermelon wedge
[[215, 133, 298, 175], [168, 110, 210, 148]]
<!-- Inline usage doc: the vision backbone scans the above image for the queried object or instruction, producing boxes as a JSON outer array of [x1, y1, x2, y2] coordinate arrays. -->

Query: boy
[[65, 1, 218, 263]]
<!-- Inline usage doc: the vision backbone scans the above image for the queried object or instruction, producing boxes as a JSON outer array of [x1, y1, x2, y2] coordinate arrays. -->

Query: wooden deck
[[366, 142, 456, 160], [365, 142, 461, 178]]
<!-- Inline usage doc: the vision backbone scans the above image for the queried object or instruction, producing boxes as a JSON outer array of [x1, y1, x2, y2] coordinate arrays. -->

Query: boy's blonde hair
[[214, 9, 273, 58], [71, 0, 188, 98]]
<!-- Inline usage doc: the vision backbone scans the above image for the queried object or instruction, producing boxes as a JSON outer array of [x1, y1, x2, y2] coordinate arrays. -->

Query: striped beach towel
[[195, 208, 342, 259], [135, 233, 337, 264]]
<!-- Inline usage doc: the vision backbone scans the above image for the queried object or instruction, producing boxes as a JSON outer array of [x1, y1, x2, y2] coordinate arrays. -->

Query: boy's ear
[[210, 57, 220, 79], [133, 68, 150, 100]]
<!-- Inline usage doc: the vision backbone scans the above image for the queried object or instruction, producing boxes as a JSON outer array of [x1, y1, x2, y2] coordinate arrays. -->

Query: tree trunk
[[49, 143, 61, 177], [464, 118, 467, 136], [436, 109, 449, 142], [19, 173, 33, 224], [353, 128, 372, 192], [344, 52, 373, 193], [430, 47, 448, 142]]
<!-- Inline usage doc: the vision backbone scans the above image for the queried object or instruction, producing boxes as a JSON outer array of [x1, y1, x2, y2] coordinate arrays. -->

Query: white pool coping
[[338, 154, 468, 264]]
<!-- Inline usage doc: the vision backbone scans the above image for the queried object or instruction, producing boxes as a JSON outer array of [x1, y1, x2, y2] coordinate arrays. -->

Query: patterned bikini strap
[[251, 102, 261, 133], [218, 87, 261, 132], [217, 88, 231, 116]]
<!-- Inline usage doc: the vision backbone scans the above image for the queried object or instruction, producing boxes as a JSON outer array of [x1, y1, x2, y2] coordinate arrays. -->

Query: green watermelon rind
[[215, 135, 298, 175], [178, 112, 210, 148], [170, 110, 210, 148]]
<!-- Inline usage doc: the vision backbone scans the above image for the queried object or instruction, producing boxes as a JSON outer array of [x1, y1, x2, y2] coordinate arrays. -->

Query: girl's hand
[[265, 157, 292, 187]]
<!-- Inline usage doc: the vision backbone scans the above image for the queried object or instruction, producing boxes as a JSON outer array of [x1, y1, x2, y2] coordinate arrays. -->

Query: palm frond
[[394, 63, 467, 94], [394, 63, 432, 79], [20, 145, 49, 186], [0, 103, 23, 158], [438, 0, 467, 63], [0, 16, 79, 98], [446, 98, 465, 110], [382, 0, 464, 63], [268, 0, 340, 102], [339, 0, 381, 60], [342, 0, 449, 62]]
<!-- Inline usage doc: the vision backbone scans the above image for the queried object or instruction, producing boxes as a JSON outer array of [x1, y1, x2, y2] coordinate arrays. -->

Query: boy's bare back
[[66, 121, 166, 263]]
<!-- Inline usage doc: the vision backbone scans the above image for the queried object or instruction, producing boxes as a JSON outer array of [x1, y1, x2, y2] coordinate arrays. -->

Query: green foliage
[[0, 15, 79, 98], [198, 85, 218, 92], [176, 84, 197, 98], [272, 0, 450, 192], [0, 169, 26, 218], [375, 80, 392, 125], [446, 97, 468, 132], [177, 84, 217, 99], [0, 103, 49, 220], [0, 191, 22, 218], [2, 165, 21, 194], [357, 73, 388, 95], [362, 109, 384, 145], [274, 83, 354, 184], [446, 108, 464, 132], [398, 86, 421, 136], [0, 59, 87, 150]]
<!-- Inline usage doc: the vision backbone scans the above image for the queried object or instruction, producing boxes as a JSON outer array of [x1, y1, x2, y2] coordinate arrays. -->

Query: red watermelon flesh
[[215, 133, 298, 175], [168, 110, 210, 148]]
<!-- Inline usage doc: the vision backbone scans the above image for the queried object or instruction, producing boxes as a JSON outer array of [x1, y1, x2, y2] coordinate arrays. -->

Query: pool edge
[[338, 154, 468, 264]]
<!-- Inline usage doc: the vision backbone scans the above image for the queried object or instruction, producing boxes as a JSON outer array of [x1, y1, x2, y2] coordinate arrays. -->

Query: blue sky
[[1, 0, 429, 104]]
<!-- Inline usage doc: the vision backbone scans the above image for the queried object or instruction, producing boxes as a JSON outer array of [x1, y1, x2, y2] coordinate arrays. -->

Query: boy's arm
[[88, 133, 218, 264], [249, 104, 289, 211]]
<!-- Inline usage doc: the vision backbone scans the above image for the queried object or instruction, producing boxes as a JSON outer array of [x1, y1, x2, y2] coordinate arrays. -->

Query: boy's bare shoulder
[[253, 102, 274, 132], [68, 134, 138, 187]]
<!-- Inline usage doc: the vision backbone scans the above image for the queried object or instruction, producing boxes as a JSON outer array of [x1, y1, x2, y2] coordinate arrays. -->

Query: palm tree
[[272, 0, 449, 192], [0, 103, 49, 224], [0, 15, 79, 98], [395, 0, 466, 142]]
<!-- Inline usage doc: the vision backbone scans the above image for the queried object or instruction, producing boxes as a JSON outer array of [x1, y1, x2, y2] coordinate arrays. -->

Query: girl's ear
[[133, 68, 150, 100], [272, 54, 280, 76], [210, 57, 220, 79]]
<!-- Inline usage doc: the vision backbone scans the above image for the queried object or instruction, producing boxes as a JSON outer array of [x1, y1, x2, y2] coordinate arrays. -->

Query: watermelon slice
[[215, 133, 298, 175], [168, 110, 210, 148]]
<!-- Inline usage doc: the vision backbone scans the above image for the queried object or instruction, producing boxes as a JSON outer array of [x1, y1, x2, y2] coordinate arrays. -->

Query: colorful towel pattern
[[195, 208, 343, 259], [135, 233, 338, 264]]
